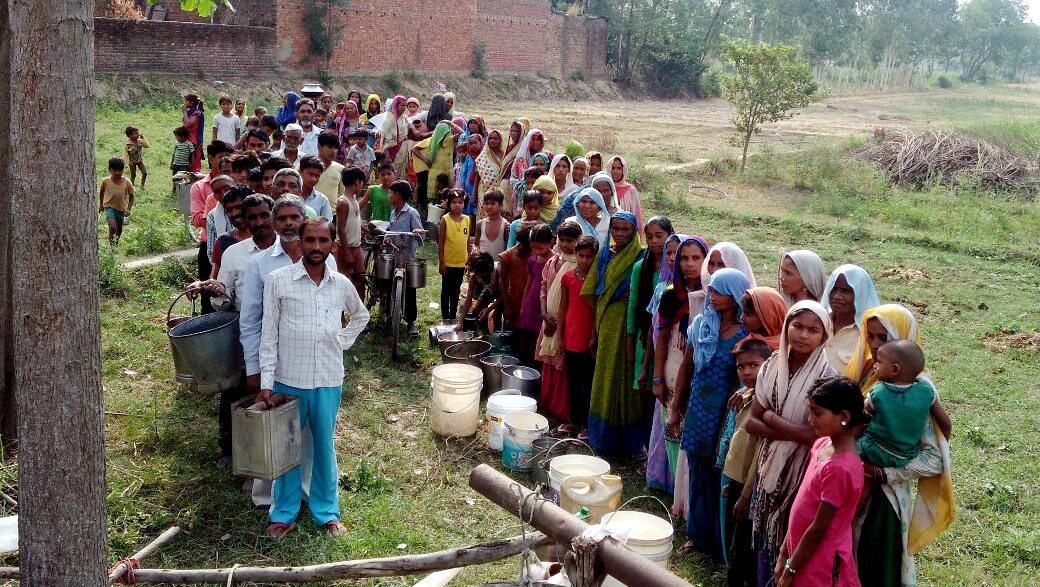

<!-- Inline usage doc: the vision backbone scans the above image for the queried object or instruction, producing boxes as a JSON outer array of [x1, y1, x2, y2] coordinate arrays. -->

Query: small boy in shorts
[[99, 156, 135, 246], [123, 126, 149, 187], [171, 127, 194, 174]]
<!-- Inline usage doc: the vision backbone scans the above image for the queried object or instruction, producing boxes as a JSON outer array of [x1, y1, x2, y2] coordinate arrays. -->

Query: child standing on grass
[[212, 95, 243, 145], [475, 190, 508, 262], [536, 221, 582, 423], [99, 156, 134, 246], [559, 235, 599, 431], [365, 162, 396, 222], [336, 166, 369, 299], [497, 224, 532, 331], [775, 376, 866, 587], [123, 126, 149, 187], [517, 224, 553, 368], [171, 126, 195, 174], [440, 189, 472, 321]]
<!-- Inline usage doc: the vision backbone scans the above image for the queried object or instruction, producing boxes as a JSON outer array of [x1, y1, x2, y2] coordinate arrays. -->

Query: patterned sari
[[581, 212, 645, 458]]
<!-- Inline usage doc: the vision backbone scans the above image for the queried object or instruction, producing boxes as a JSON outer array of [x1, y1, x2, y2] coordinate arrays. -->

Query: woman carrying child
[[778, 249, 827, 306], [336, 101, 363, 164], [535, 222, 583, 423], [182, 93, 205, 173], [844, 304, 955, 587], [531, 174, 560, 225], [746, 300, 835, 581], [821, 264, 880, 374], [567, 187, 610, 244], [607, 156, 645, 232], [382, 95, 428, 179], [581, 212, 645, 458], [669, 268, 751, 556]]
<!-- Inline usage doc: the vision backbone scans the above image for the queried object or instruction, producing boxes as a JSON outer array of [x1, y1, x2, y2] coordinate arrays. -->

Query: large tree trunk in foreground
[[0, 0, 108, 585]]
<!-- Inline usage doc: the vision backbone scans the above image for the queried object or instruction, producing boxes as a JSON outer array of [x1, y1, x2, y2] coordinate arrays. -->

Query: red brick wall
[[94, 18, 276, 74], [276, 0, 607, 78]]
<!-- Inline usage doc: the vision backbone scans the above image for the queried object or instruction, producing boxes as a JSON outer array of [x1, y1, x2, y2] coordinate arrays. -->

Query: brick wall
[[94, 18, 276, 74], [92, 0, 606, 78], [276, 0, 607, 78]]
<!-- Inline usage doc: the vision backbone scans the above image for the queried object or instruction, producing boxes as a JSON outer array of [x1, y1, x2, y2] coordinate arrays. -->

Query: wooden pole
[[468, 464, 693, 587], [108, 526, 181, 585], [12, 531, 549, 584]]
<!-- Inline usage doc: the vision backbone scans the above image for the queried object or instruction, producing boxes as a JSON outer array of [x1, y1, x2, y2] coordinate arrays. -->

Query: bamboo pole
[[468, 464, 693, 587], [108, 526, 181, 585]]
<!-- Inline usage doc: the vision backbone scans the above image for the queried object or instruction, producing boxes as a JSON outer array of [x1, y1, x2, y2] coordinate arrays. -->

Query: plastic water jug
[[559, 474, 623, 523]]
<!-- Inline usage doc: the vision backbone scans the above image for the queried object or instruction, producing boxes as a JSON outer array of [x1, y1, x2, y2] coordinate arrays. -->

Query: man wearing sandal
[[259, 217, 369, 538]]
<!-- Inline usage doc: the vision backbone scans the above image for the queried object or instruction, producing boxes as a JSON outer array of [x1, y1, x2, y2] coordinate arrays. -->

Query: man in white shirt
[[270, 124, 303, 167], [295, 98, 319, 157], [212, 96, 243, 145], [259, 217, 368, 539]]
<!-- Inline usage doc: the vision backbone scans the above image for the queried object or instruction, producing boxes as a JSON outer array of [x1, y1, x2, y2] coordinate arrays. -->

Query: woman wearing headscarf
[[382, 95, 427, 178], [361, 93, 381, 124], [778, 250, 827, 307], [413, 120, 462, 205], [461, 133, 484, 215], [821, 264, 881, 374], [531, 174, 560, 224], [499, 118, 531, 216], [740, 287, 788, 351], [566, 187, 610, 243], [444, 92, 457, 116], [668, 268, 750, 556], [745, 300, 836, 579], [509, 129, 546, 208], [581, 212, 646, 458], [336, 100, 363, 164], [405, 96, 421, 116], [607, 156, 645, 231], [181, 93, 205, 173], [465, 116, 487, 140], [572, 157, 590, 186], [475, 130, 505, 207], [845, 304, 955, 587], [276, 91, 299, 127], [546, 155, 579, 230], [426, 94, 451, 131], [701, 242, 758, 290], [589, 171, 620, 214]]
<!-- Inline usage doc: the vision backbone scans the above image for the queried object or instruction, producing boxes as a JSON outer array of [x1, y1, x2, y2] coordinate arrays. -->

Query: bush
[[99, 248, 130, 298], [472, 43, 488, 79], [570, 70, 585, 82], [696, 65, 723, 98], [937, 74, 953, 89], [383, 71, 403, 96]]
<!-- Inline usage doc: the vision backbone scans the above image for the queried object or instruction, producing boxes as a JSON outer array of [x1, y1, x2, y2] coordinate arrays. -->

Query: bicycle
[[364, 227, 427, 358]]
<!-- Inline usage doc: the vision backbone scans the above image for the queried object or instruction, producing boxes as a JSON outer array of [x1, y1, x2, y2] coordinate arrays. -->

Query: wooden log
[[468, 464, 693, 587], [108, 526, 181, 585], [123, 532, 551, 584]]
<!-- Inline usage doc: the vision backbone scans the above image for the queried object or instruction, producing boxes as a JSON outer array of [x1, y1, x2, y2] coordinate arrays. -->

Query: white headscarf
[[550, 154, 577, 199], [779, 249, 827, 306], [589, 171, 619, 212], [701, 242, 758, 290]]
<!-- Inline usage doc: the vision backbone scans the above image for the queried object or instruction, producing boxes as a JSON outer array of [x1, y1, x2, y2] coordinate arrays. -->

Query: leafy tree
[[721, 40, 823, 170], [957, 0, 1027, 81], [146, 0, 235, 18]]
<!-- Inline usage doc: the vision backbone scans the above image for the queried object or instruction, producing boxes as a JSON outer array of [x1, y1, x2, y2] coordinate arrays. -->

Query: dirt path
[[121, 247, 196, 270]]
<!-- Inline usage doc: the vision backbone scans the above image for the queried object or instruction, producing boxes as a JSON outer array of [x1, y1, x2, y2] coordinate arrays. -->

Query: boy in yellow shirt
[[99, 157, 135, 246]]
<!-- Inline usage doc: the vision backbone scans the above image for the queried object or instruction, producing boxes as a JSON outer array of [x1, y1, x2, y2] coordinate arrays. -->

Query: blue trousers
[[270, 383, 342, 526]]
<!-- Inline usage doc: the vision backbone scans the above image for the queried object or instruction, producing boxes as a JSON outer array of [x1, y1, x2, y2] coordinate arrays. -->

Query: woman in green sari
[[582, 211, 646, 458]]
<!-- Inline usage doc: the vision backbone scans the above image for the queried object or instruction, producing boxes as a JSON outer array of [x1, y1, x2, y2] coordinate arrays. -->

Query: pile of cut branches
[[850, 130, 1040, 197]]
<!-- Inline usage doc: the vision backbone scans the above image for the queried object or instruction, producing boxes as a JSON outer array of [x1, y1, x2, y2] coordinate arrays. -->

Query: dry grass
[[982, 330, 1040, 352]]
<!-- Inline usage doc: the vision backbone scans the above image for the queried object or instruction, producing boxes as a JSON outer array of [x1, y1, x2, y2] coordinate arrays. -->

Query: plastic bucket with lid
[[501, 411, 549, 472], [485, 389, 537, 451], [431, 363, 483, 437], [547, 454, 611, 505], [598, 509, 674, 587]]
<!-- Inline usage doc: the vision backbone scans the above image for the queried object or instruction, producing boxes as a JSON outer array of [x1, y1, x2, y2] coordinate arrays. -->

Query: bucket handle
[[536, 438, 594, 475], [600, 495, 674, 529], [166, 288, 200, 333], [431, 386, 481, 415]]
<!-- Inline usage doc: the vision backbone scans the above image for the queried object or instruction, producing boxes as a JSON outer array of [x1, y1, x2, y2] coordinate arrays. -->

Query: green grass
[[73, 86, 1040, 586]]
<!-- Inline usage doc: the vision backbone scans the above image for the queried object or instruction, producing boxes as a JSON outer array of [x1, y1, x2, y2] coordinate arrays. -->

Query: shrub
[[99, 248, 130, 298], [937, 74, 953, 89], [472, 43, 488, 79], [383, 71, 403, 96], [570, 70, 585, 82]]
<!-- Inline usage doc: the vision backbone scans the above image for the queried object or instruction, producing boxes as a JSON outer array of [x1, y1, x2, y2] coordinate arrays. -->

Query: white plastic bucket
[[547, 454, 611, 504], [431, 363, 483, 437], [427, 204, 445, 224], [501, 411, 549, 471], [599, 510, 674, 587], [486, 389, 537, 451]]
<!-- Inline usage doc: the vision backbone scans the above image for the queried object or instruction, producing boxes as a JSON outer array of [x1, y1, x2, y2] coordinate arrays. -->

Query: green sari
[[582, 229, 645, 458]]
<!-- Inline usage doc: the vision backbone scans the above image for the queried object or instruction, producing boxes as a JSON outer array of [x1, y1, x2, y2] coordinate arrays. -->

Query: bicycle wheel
[[390, 273, 405, 358]]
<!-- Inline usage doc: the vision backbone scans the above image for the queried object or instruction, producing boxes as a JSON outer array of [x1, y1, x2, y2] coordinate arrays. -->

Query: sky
[[1027, 0, 1040, 23]]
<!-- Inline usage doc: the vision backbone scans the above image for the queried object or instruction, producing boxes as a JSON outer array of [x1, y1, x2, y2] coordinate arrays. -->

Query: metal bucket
[[529, 437, 575, 486], [231, 395, 301, 480], [166, 290, 198, 384], [501, 365, 541, 399], [444, 340, 493, 367], [485, 330, 516, 353], [479, 354, 519, 395], [437, 331, 475, 360], [405, 258, 427, 288], [168, 290, 243, 394], [375, 254, 396, 280]]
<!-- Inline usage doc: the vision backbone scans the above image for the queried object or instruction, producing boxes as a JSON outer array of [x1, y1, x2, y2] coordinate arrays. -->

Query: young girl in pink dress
[[775, 376, 866, 587]]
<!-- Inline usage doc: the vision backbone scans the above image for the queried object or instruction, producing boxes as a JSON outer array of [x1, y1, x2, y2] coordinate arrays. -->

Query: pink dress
[[518, 255, 547, 333], [786, 438, 864, 587]]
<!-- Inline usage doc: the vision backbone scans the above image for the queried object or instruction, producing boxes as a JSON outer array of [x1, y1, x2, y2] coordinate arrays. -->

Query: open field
[[67, 81, 1040, 586]]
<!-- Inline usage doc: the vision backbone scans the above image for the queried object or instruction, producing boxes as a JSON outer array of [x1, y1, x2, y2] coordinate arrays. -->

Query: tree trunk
[[0, 1, 108, 586]]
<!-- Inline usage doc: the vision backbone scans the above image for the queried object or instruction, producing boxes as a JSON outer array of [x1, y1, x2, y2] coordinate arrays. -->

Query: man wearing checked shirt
[[258, 217, 369, 538]]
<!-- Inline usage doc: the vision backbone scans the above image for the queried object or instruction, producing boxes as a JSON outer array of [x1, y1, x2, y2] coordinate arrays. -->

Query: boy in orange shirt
[[99, 156, 135, 246]]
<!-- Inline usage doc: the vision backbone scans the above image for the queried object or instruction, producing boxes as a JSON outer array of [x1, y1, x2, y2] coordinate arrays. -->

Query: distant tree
[[303, 0, 350, 76], [721, 40, 823, 171], [146, 0, 235, 18], [957, 0, 1027, 82]]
